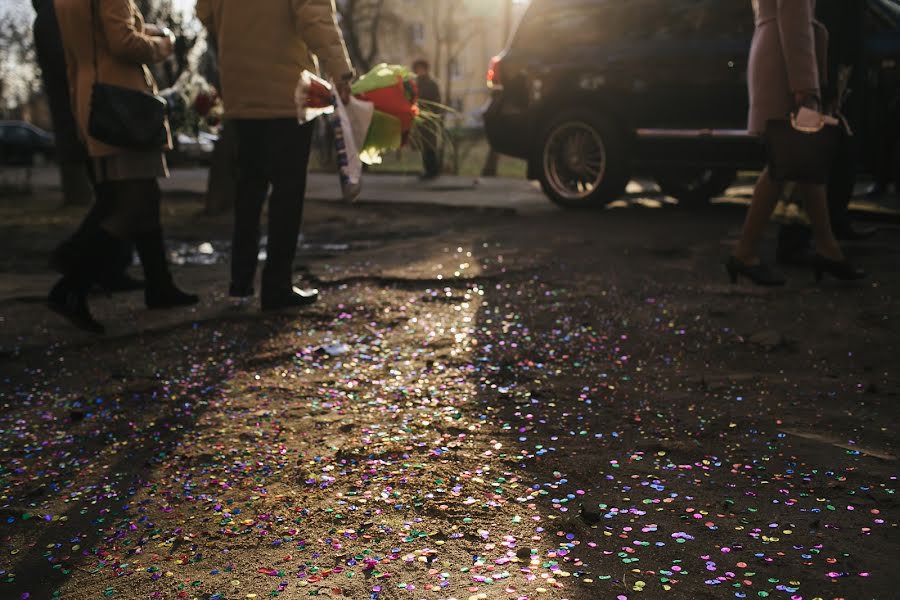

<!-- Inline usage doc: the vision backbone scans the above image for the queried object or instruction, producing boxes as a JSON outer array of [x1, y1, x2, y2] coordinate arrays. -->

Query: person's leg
[[733, 168, 784, 264], [261, 120, 315, 303], [794, 183, 844, 261], [422, 146, 439, 178], [48, 229, 119, 334], [231, 119, 269, 297], [81, 174, 142, 287], [120, 179, 198, 309], [794, 182, 866, 280], [826, 132, 868, 238], [48, 177, 127, 334], [100, 178, 198, 308]]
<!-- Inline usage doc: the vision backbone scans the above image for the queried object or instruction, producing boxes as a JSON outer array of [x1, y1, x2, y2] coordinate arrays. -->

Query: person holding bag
[[50, 0, 198, 333], [197, 0, 354, 311], [33, 0, 145, 293], [728, 0, 866, 286]]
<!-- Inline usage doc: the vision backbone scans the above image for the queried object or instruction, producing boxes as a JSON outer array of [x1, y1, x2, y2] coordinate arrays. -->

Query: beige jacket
[[748, 0, 829, 134], [197, 0, 353, 119], [55, 0, 172, 157]]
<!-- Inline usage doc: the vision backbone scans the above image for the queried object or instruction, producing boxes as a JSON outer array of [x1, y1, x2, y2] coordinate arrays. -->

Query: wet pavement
[[1, 183, 899, 600]]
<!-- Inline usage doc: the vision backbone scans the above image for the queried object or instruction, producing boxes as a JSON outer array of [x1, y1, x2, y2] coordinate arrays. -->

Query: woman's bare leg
[[734, 168, 783, 264], [794, 183, 844, 261]]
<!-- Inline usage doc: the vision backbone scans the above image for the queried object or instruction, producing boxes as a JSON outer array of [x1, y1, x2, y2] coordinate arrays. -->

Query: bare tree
[[336, 0, 388, 73], [0, 8, 39, 116], [426, 0, 486, 174], [481, 0, 514, 177]]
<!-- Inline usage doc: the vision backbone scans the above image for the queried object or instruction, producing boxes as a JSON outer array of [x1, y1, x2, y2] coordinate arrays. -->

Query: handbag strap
[[90, 0, 100, 85]]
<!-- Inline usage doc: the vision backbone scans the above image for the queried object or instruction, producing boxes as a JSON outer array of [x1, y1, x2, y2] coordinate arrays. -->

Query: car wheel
[[656, 168, 737, 205], [538, 110, 630, 209]]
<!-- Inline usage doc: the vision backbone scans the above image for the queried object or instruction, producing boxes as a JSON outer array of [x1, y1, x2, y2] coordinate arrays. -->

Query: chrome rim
[[543, 122, 607, 201]]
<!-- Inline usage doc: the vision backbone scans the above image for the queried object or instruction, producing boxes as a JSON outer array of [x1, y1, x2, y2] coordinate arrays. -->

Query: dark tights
[[99, 178, 163, 240]]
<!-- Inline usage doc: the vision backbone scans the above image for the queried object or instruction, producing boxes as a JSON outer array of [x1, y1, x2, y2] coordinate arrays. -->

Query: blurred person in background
[[197, 0, 354, 311], [32, 0, 143, 292], [728, 0, 865, 286], [413, 58, 442, 180], [776, 0, 878, 266], [50, 0, 198, 334]]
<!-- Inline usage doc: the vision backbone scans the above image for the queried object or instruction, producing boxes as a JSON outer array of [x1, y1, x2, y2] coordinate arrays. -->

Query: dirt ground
[[1, 186, 899, 600]]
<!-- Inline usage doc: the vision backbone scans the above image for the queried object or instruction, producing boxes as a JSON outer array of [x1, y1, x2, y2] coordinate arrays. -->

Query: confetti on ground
[[1, 221, 897, 600]]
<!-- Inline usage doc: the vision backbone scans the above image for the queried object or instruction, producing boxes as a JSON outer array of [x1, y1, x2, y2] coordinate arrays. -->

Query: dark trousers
[[231, 119, 314, 296], [421, 133, 440, 178]]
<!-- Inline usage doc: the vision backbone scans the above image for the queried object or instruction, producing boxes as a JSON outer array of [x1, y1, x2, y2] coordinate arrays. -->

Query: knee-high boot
[[134, 229, 199, 309], [48, 228, 122, 334]]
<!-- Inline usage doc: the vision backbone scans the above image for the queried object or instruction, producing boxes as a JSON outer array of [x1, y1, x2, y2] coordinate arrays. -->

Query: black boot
[[100, 241, 144, 292], [47, 228, 122, 334], [52, 232, 144, 293], [134, 229, 199, 310], [48, 277, 104, 334]]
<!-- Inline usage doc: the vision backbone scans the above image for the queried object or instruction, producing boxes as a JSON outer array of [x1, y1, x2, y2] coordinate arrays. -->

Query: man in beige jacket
[[197, 0, 354, 310]]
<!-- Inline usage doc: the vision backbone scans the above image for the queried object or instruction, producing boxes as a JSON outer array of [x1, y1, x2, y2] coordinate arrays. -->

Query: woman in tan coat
[[728, 0, 865, 285], [50, 0, 197, 333]]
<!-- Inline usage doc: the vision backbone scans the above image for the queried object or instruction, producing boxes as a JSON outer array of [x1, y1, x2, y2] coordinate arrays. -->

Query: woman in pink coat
[[728, 0, 865, 285]]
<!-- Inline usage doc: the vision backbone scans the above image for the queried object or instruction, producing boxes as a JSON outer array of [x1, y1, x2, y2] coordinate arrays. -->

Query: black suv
[[485, 0, 900, 208]]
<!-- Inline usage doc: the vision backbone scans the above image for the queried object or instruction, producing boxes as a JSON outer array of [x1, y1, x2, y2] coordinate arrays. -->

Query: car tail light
[[487, 55, 503, 90]]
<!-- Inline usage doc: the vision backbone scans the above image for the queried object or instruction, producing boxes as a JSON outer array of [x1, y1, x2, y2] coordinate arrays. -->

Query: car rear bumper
[[484, 94, 532, 160]]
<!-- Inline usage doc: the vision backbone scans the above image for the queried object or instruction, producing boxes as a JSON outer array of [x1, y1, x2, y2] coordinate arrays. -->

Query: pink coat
[[748, 0, 829, 135]]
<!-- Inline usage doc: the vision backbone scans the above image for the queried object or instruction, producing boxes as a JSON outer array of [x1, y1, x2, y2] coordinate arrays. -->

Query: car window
[[9, 128, 31, 143], [515, 3, 628, 50], [515, 0, 753, 51], [660, 1, 755, 39], [867, 0, 900, 32]]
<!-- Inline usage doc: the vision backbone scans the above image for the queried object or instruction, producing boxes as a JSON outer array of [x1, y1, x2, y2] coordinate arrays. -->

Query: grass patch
[[310, 129, 527, 179]]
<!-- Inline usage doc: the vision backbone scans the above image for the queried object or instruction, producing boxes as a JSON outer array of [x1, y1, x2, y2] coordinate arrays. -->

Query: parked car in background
[[485, 0, 900, 208], [0, 121, 55, 167]]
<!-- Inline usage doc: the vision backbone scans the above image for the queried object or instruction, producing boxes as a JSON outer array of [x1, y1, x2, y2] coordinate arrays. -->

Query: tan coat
[[748, 0, 829, 134], [54, 0, 172, 157], [197, 0, 353, 119]]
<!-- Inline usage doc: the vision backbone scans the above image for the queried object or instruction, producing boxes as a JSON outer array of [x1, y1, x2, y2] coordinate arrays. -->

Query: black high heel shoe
[[813, 255, 866, 283], [725, 256, 786, 287]]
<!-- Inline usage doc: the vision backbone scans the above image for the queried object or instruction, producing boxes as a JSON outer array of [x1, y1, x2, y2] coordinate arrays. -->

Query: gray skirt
[[92, 151, 168, 183]]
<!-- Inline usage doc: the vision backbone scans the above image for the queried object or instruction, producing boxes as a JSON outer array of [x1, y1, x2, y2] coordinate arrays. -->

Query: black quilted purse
[[87, 0, 167, 149]]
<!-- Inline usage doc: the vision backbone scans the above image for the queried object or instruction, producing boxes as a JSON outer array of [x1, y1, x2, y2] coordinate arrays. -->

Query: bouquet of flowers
[[296, 64, 445, 201]]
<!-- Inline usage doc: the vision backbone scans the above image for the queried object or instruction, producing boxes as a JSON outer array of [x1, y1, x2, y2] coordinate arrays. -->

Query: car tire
[[537, 110, 630, 209], [656, 168, 737, 205]]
